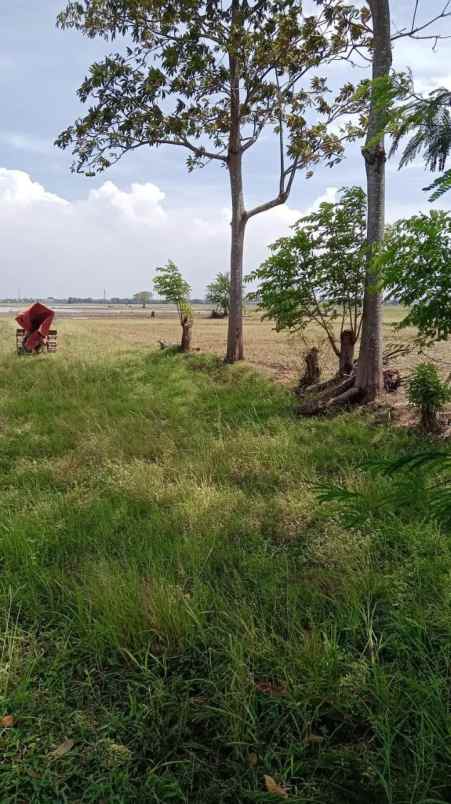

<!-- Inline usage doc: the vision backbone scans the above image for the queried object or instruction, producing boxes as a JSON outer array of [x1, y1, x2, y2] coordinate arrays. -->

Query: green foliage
[[55, 1, 367, 181], [390, 87, 451, 197], [382, 210, 451, 342], [133, 290, 152, 308], [247, 186, 367, 356], [1, 332, 451, 802], [153, 260, 191, 324], [425, 168, 451, 201], [206, 272, 230, 316], [407, 363, 451, 429]]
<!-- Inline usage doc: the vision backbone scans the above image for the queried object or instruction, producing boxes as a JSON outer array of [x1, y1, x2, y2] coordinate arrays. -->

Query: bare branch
[[245, 192, 288, 220], [391, 0, 451, 41], [275, 70, 285, 196]]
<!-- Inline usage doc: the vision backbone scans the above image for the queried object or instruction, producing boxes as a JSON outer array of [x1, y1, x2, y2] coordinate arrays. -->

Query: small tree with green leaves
[[133, 291, 153, 309], [407, 363, 451, 432], [206, 273, 231, 318], [247, 186, 367, 375], [153, 260, 193, 352], [382, 210, 451, 344]]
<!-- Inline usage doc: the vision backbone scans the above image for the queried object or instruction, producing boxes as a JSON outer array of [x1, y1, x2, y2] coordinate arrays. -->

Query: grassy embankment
[[0, 317, 450, 803]]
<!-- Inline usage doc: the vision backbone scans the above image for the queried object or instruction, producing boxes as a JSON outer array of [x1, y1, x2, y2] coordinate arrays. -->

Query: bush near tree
[[407, 363, 451, 432], [381, 210, 451, 343], [206, 273, 230, 318], [247, 187, 367, 377]]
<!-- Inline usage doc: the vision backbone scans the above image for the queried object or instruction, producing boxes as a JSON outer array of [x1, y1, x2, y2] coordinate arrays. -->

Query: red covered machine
[[16, 303, 57, 354]]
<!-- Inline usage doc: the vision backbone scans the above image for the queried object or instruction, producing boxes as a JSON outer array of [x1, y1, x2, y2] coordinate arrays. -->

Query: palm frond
[[392, 89, 451, 188], [424, 170, 451, 201]]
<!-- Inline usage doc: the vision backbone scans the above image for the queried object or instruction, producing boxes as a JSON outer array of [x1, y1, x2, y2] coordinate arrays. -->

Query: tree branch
[[391, 1, 451, 41]]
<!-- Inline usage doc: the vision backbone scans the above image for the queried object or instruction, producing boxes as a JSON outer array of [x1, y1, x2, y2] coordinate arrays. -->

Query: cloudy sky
[[1, 1, 451, 299]]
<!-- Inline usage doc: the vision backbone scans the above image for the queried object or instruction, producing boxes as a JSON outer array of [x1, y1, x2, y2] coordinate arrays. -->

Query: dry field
[[1, 305, 450, 390]]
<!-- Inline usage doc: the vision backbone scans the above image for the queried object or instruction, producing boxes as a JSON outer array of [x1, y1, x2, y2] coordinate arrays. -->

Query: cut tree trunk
[[297, 347, 321, 393], [180, 318, 192, 353], [339, 330, 355, 376], [421, 407, 440, 433], [356, 0, 392, 402]]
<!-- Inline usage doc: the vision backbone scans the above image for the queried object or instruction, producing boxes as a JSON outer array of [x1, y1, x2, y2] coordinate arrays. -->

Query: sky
[[1, 0, 451, 299]]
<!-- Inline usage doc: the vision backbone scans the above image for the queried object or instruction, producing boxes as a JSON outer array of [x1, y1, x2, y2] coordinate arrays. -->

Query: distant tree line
[[0, 296, 210, 305]]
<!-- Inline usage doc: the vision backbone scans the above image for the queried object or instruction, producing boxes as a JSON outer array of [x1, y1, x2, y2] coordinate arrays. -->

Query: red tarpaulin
[[16, 303, 55, 352]]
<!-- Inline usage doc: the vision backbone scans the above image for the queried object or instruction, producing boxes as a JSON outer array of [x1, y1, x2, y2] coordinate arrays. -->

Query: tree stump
[[383, 368, 401, 392], [339, 330, 355, 376], [180, 317, 193, 352], [297, 347, 320, 393]]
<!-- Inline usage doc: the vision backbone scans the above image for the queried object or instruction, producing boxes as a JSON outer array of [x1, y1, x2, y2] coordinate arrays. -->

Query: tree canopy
[[153, 260, 190, 309], [56, 0, 366, 178], [133, 291, 153, 307]]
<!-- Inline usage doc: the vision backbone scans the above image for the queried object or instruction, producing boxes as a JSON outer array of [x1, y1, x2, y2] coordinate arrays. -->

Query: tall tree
[[56, 0, 367, 363], [354, 0, 392, 401], [355, 0, 451, 401]]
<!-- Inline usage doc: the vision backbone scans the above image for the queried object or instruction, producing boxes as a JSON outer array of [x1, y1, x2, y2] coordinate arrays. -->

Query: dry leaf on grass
[[1, 714, 14, 728], [248, 751, 258, 768], [48, 739, 75, 760], [264, 774, 289, 798], [255, 681, 288, 696], [304, 733, 323, 745]]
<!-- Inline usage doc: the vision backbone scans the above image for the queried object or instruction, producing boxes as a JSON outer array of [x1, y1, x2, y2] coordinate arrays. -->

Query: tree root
[[300, 373, 347, 397], [296, 358, 403, 417], [297, 374, 361, 415]]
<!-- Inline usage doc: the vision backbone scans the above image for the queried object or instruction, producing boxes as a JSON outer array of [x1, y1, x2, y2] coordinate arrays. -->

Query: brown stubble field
[[1, 305, 450, 391]]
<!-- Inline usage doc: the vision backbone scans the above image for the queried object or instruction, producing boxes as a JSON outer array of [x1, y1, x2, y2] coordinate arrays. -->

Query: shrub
[[407, 362, 451, 431]]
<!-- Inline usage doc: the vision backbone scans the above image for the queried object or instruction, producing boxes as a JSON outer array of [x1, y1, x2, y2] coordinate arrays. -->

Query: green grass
[[0, 333, 450, 803]]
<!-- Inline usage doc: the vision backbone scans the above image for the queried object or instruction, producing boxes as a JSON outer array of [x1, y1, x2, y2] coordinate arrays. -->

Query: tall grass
[[0, 335, 449, 802]]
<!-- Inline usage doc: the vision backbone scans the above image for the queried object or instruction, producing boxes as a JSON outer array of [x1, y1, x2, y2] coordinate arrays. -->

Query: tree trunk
[[421, 406, 439, 433], [180, 317, 192, 352], [225, 0, 246, 363], [356, 0, 392, 401], [339, 330, 355, 376], [226, 192, 246, 361]]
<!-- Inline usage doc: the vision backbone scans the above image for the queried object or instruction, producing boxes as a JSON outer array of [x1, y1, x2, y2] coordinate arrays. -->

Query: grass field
[[0, 314, 450, 802]]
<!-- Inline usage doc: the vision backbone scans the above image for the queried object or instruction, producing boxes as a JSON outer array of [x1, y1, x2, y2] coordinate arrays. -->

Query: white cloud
[[306, 186, 339, 213], [0, 168, 305, 298], [1, 166, 448, 300], [85, 180, 167, 225], [414, 74, 451, 94], [0, 168, 68, 207]]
